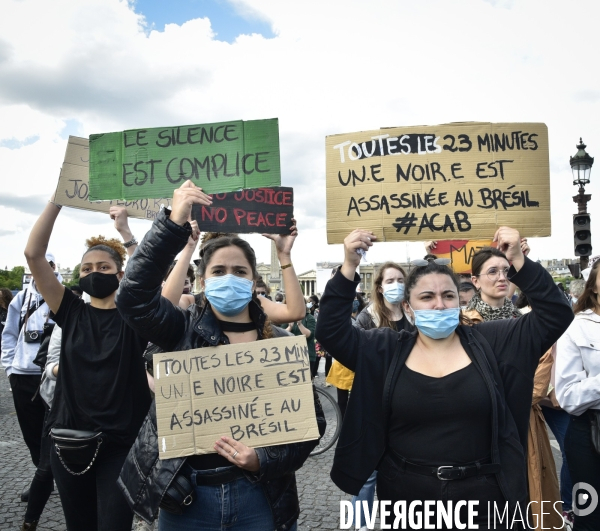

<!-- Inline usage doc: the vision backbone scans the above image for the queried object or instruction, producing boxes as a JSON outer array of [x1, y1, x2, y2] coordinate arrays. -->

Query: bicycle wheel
[[310, 386, 342, 456]]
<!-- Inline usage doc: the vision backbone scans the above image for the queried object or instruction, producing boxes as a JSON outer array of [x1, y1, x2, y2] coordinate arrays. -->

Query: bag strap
[[20, 293, 45, 332], [54, 438, 103, 476]]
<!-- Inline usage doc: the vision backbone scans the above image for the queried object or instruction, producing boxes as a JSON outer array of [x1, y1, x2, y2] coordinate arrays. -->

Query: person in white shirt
[[1, 254, 58, 507], [556, 262, 600, 531]]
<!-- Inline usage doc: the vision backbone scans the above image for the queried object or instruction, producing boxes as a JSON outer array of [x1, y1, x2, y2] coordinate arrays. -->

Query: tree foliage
[[0, 266, 26, 290]]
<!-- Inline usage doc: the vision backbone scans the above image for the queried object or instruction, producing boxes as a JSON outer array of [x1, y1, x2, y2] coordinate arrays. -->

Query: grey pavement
[[0, 360, 563, 531]]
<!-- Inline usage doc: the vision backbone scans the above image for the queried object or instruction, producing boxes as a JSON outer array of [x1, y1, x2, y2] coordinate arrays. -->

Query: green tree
[[0, 266, 26, 290]]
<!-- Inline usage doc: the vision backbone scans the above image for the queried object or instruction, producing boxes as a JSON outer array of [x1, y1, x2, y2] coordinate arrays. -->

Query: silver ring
[[232, 451, 238, 458]]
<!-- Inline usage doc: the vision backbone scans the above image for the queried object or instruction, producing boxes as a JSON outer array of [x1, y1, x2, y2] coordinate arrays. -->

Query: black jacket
[[315, 258, 573, 514], [115, 209, 325, 529]]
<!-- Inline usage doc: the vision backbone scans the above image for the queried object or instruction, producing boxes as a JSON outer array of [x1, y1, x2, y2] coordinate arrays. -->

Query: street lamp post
[[570, 138, 594, 271]]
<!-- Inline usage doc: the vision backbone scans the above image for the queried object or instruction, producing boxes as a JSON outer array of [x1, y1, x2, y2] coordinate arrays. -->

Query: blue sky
[[1, 0, 599, 272], [133, 0, 274, 42]]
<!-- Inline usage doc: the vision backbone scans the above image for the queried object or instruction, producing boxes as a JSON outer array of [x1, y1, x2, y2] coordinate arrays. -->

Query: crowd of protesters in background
[[3, 182, 600, 531]]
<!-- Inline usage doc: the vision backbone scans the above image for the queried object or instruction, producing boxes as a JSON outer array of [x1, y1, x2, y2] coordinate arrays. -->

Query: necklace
[[217, 320, 256, 332]]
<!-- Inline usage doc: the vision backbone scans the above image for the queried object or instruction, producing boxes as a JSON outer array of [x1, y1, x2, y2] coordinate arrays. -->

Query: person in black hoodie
[[316, 227, 573, 530]]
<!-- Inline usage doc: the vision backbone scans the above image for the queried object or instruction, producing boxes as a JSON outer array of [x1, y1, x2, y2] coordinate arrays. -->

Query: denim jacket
[[115, 209, 325, 528]]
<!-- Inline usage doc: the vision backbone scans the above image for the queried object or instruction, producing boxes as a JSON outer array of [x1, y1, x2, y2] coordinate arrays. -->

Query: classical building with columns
[[298, 270, 317, 296]]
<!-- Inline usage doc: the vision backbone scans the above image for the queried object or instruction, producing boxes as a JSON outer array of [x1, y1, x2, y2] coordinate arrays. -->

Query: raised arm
[[162, 220, 200, 308], [110, 206, 138, 257], [316, 229, 376, 371], [259, 219, 305, 324], [115, 181, 212, 350], [476, 228, 573, 376], [23, 199, 65, 314]]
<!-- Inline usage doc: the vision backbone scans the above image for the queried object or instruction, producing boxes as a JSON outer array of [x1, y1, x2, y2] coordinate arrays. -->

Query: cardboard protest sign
[[153, 336, 319, 459], [432, 240, 496, 274], [88, 119, 281, 201], [325, 122, 550, 244], [55, 136, 171, 220], [191, 187, 293, 234]]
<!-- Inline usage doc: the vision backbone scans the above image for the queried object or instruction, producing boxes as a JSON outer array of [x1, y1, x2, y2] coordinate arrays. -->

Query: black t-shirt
[[47, 288, 151, 447], [388, 363, 492, 465]]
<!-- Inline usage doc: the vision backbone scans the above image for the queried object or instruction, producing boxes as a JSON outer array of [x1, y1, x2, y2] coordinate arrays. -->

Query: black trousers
[[50, 441, 134, 531], [565, 411, 600, 531], [25, 406, 54, 522], [376, 452, 511, 530], [9, 373, 45, 466]]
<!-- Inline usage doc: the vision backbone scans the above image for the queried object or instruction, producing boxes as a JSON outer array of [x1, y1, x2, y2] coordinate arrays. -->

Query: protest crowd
[[2, 133, 600, 531]]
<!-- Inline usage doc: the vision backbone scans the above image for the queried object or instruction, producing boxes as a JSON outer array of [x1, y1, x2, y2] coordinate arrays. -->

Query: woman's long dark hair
[[196, 233, 273, 338], [573, 261, 600, 315], [308, 294, 319, 316]]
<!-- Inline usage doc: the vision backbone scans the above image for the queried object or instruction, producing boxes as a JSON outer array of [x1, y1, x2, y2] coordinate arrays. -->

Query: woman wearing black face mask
[[24, 201, 151, 531]]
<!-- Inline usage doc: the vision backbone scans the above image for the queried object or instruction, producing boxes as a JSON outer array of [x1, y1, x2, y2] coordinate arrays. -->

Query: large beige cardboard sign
[[55, 136, 172, 219], [325, 122, 550, 244], [153, 336, 319, 459]]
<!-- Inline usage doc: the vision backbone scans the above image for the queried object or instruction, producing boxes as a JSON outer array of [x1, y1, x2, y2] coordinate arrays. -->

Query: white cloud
[[0, 0, 599, 277]]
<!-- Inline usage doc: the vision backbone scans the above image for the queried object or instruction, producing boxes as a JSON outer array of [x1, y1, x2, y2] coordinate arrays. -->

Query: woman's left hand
[[262, 218, 298, 256], [214, 436, 260, 472], [494, 226, 525, 270], [520, 237, 530, 257]]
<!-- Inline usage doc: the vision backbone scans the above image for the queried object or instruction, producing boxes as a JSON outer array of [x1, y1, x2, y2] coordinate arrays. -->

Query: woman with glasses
[[316, 227, 573, 529], [467, 247, 565, 529], [465, 247, 522, 321]]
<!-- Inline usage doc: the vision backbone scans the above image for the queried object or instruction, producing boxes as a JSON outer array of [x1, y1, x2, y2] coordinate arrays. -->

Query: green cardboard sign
[[88, 118, 280, 200]]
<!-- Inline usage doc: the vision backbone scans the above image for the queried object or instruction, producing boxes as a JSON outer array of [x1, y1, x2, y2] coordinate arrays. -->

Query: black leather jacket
[[115, 209, 325, 528]]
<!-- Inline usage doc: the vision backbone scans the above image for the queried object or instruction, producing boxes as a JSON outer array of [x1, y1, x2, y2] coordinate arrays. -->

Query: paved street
[[0, 361, 563, 531]]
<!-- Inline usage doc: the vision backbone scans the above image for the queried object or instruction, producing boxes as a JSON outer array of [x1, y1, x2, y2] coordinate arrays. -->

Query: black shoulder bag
[[50, 428, 104, 475]]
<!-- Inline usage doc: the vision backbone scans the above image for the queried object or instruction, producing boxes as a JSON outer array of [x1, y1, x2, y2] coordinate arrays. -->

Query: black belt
[[387, 452, 501, 481], [193, 466, 245, 486]]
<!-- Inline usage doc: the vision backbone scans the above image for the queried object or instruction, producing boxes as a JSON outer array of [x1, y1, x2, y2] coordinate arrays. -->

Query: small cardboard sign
[[191, 187, 293, 234], [88, 118, 281, 201], [55, 136, 171, 220], [153, 336, 319, 459], [325, 122, 550, 244], [432, 240, 496, 274]]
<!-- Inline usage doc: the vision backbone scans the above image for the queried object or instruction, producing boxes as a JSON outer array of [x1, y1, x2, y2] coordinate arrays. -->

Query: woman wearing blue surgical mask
[[114, 180, 325, 531], [355, 262, 411, 333], [340, 262, 413, 528], [316, 227, 573, 529]]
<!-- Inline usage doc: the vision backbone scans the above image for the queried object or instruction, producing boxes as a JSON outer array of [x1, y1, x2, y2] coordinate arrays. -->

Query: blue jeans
[[159, 466, 298, 531], [541, 405, 573, 510], [351, 471, 377, 527]]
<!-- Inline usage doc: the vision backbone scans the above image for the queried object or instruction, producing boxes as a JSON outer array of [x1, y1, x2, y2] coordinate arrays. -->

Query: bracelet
[[281, 263, 293, 270], [123, 237, 138, 248], [49, 200, 62, 209]]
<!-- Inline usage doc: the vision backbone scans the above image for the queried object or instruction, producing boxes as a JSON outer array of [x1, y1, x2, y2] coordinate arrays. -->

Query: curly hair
[[82, 235, 127, 271]]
